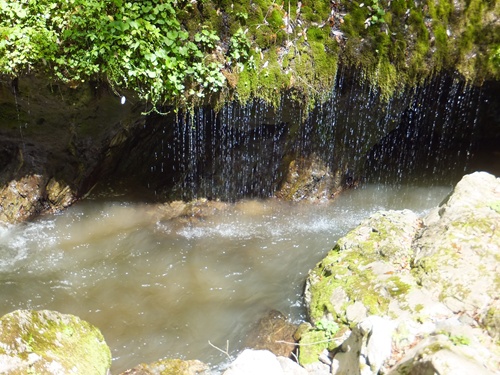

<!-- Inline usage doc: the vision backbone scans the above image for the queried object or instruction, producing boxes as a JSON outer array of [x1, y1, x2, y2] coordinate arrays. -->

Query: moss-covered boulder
[[0, 309, 111, 375], [413, 172, 500, 315], [303, 171, 500, 373], [304, 209, 424, 324]]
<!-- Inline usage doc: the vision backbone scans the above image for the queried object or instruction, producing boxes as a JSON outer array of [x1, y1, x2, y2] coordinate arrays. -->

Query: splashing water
[[0, 184, 451, 372]]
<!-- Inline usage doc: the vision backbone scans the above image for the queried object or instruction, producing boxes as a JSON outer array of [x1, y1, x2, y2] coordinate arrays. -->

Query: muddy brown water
[[0, 184, 451, 373]]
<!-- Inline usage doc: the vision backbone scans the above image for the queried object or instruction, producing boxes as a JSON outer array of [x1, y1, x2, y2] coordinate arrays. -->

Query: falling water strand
[[12, 82, 26, 157]]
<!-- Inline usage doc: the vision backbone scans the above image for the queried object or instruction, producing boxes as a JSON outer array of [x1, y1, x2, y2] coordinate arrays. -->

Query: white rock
[[362, 316, 396, 374], [346, 302, 367, 324], [277, 356, 308, 375], [223, 349, 285, 375]]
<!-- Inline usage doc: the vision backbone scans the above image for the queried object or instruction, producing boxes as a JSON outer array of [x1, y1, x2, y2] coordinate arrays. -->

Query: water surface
[[0, 184, 450, 372]]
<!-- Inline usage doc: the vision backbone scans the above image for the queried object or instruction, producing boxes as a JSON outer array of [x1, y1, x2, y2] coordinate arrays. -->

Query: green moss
[[298, 330, 329, 365], [488, 201, 500, 213], [424, 341, 446, 354], [3, 0, 500, 111], [387, 276, 412, 298], [268, 9, 284, 29], [0, 310, 111, 375]]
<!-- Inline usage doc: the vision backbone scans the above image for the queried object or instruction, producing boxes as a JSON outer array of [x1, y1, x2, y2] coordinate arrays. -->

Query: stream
[[0, 183, 451, 373]]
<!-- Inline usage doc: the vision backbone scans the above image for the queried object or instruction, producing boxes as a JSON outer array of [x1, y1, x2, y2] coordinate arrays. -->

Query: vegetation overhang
[[1, 0, 499, 111]]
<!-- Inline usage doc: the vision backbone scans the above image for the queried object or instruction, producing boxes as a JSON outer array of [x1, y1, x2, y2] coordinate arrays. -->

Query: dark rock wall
[[0, 75, 146, 223]]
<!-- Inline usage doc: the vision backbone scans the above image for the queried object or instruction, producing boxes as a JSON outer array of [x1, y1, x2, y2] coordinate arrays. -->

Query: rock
[[482, 299, 500, 340], [305, 209, 422, 324], [119, 358, 208, 375], [387, 334, 494, 375], [345, 302, 367, 324], [0, 175, 77, 226], [0, 75, 145, 225], [276, 356, 308, 375], [303, 172, 500, 374], [223, 349, 285, 375], [412, 172, 500, 315], [244, 310, 298, 358], [276, 154, 347, 202], [0, 309, 111, 375], [333, 316, 395, 375], [303, 362, 330, 375]]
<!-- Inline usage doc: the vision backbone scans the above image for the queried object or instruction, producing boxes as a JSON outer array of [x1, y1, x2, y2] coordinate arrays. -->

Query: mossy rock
[[304, 210, 422, 323], [297, 329, 330, 365], [0, 309, 111, 375], [412, 172, 500, 310]]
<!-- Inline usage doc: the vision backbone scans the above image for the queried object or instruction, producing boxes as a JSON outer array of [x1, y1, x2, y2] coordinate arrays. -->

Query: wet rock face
[[303, 172, 500, 375], [276, 154, 347, 202], [0, 75, 146, 225], [0, 175, 76, 224], [0, 309, 111, 375]]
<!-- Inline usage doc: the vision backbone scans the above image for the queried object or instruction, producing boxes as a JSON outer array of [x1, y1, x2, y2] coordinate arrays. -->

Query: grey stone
[[303, 361, 330, 375], [329, 287, 348, 316], [346, 302, 367, 324], [388, 335, 494, 375], [305, 172, 500, 375], [277, 356, 308, 375]]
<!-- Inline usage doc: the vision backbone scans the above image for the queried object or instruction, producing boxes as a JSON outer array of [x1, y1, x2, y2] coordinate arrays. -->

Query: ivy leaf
[[167, 30, 178, 40]]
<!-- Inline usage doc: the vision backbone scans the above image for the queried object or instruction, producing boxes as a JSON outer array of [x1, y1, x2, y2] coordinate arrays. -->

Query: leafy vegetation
[[315, 318, 340, 338], [0, 0, 252, 108], [1, 0, 499, 109]]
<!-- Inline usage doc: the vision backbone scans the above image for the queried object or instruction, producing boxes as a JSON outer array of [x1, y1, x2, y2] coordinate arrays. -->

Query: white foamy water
[[0, 184, 451, 372]]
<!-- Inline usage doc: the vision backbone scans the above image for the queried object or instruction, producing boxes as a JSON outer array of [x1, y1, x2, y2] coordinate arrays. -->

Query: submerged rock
[[303, 172, 500, 374], [0, 309, 111, 375], [244, 310, 298, 358], [119, 358, 208, 375], [276, 154, 347, 202]]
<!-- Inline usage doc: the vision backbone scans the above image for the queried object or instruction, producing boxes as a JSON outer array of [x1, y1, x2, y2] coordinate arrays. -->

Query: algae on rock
[[0, 309, 111, 375]]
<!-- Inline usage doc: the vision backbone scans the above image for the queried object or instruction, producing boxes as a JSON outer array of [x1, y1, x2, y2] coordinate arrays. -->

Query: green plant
[[449, 334, 470, 346], [194, 27, 220, 50], [363, 0, 386, 27], [228, 28, 255, 72], [0, 0, 227, 109], [235, 11, 248, 21], [315, 319, 340, 338]]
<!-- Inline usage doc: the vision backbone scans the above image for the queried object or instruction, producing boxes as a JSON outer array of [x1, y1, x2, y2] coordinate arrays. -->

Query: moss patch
[[306, 211, 420, 322], [0, 310, 111, 375]]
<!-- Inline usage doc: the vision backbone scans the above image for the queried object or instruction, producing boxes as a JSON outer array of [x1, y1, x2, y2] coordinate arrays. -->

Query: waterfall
[[110, 69, 492, 201]]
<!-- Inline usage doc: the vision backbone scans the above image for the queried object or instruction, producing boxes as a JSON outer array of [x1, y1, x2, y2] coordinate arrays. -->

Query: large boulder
[[303, 172, 500, 374], [0, 309, 111, 375]]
